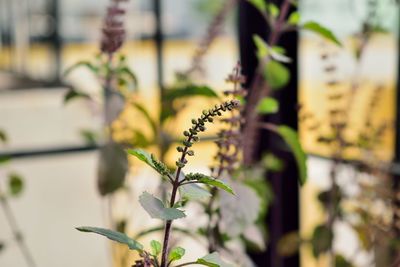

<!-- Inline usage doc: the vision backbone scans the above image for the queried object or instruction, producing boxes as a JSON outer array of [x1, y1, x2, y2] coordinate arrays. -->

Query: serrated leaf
[[196, 252, 234, 267], [168, 247, 185, 261], [126, 149, 170, 177], [8, 173, 23, 196], [197, 176, 235, 195], [288, 11, 300, 25], [302, 21, 342, 46], [139, 192, 185, 220], [150, 240, 161, 256], [97, 142, 127, 196], [257, 97, 279, 114], [276, 126, 307, 185], [264, 61, 290, 90], [76, 226, 143, 251], [179, 183, 212, 201]]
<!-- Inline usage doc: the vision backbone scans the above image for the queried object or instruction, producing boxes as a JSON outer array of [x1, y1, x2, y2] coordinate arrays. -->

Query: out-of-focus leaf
[[8, 173, 24, 197], [179, 183, 211, 201], [80, 129, 98, 145], [353, 225, 372, 250], [64, 61, 99, 77], [0, 130, 7, 143], [335, 254, 354, 267], [76, 226, 143, 250], [288, 11, 300, 25], [97, 142, 128, 196], [64, 89, 91, 104], [0, 156, 10, 165], [311, 225, 333, 258], [220, 179, 261, 237], [139, 192, 186, 220], [267, 3, 279, 18], [168, 247, 185, 262], [196, 252, 234, 267], [132, 130, 151, 147], [116, 66, 138, 92], [253, 35, 292, 63], [277, 232, 301, 256], [257, 97, 279, 114], [0, 241, 5, 253], [161, 84, 218, 122], [150, 240, 161, 256], [302, 21, 342, 46], [276, 126, 307, 185], [248, 0, 267, 13], [262, 153, 284, 172], [131, 103, 157, 136], [164, 84, 218, 102], [264, 61, 290, 90]]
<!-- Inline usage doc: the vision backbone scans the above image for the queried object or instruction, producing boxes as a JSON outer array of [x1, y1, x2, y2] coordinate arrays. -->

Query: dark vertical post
[[48, 0, 61, 82], [153, 0, 164, 95], [238, 0, 300, 267]]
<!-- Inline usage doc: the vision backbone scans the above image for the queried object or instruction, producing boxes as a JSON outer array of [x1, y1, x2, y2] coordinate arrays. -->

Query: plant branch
[[0, 194, 37, 267]]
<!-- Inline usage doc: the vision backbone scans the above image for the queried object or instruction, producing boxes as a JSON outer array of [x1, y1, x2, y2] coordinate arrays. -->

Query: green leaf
[[0, 130, 7, 143], [131, 103, 157, 137], [168, 247, 185, 261], [302, 21, 342, 46], [8, 173, 24, 196], [276, 126, 307, 185], [97, 142, 128, 196], [179, 183, 212, 201], [132, 130, 151, 148], [64, 89, 91, 104], [126, 149, 171, 177], [116, 66, 138, 91], [197, 176, 235, 195], [267, 3, 279, 18], [80, 129, 98, 145], [288, 11, 300, 25], [164, 84, 218, 102], [247, 0, 267, 13], [311, 225, 333, 257], [257, 97, 279, 114], [264, 61, 290, 90], [196, 252, 234, 267], [64, 61, 99, 77], [162, 84, 218, 122], [253, 35, 269, 59], [76, 226, 143, 251], [139, 192, 186, 220], [335, 254, 354, 267], [253, 35, 292, 63], [150, 240, 161, 256]]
